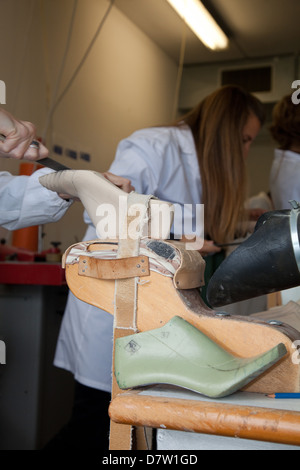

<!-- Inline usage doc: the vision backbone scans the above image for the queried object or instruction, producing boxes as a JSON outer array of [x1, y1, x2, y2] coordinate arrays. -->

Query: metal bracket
[[289, 200, 300, 273]]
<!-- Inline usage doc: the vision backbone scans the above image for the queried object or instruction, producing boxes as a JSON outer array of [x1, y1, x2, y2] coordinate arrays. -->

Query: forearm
[[0, 168, 72, 230]]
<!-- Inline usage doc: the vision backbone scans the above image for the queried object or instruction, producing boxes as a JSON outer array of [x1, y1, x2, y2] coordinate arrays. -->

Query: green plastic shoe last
[[114, 316, 287, 398]]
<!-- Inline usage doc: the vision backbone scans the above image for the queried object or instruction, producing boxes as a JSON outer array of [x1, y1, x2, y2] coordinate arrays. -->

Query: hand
[[0, 108, 49, 160], [58, 172, 134, 202], [196, 239, 222, 256], [246, 207, 267, 221], [181, 236, 222, 255], [102, 171, 135, 193]]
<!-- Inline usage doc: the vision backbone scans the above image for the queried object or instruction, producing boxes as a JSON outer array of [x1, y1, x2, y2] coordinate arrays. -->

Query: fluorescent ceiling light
[[166, 0, 229, 50]]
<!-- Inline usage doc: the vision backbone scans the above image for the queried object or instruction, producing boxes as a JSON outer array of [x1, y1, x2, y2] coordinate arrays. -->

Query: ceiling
[[115, 0, 300, 65]]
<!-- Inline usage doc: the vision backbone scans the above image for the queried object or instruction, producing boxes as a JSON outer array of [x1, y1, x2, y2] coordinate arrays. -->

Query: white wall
[[0, 0, 178, 250]]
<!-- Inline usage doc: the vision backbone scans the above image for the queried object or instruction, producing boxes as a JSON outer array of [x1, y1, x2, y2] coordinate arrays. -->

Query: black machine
[[207, 200, 300, 307]]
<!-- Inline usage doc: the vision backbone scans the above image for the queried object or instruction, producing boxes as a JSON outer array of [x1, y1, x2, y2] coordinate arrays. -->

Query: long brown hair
[[174, 85, 265, 244]]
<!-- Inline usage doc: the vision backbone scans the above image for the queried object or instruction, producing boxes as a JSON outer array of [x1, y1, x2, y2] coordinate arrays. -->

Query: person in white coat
[[269, 92, 300, 209], [42, 85, 266, 450]]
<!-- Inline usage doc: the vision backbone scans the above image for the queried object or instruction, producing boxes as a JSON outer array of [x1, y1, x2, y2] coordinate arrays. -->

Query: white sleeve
[[0, 168, 72, 230], [108, 130, 166, 195]]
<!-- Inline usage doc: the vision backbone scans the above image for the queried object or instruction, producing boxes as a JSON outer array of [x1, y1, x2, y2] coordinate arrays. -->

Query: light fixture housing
[[166, 0, 229, 51]]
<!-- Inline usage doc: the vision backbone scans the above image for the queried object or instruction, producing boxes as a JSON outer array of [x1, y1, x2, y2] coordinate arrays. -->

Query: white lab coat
[[53, 125, 203, 391], [270, 148, 300, 210], [0, 167, 72, 230]]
